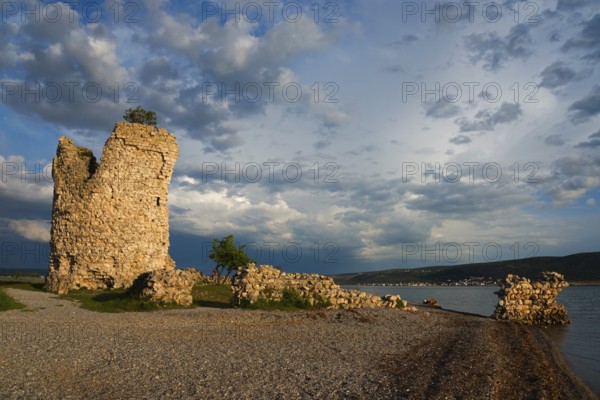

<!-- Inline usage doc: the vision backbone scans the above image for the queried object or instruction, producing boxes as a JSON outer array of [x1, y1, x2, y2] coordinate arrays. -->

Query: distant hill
[[331, 252, 600, 285], [0, 268, 47, 277]]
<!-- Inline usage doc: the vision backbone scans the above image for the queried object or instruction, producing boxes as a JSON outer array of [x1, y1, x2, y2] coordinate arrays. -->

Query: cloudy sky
[[0, 0, 599, 275]]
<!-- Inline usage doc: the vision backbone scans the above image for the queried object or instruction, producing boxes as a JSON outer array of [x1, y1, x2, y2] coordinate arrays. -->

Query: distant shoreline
[[330, 252, 600, 287], [3, 275, 599, 287], [341, 282, 498, 287], [340, 282, 600, 287]]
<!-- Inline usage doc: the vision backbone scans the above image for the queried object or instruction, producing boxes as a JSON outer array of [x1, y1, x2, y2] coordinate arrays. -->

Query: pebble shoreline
[[1, 289, 596, 400]]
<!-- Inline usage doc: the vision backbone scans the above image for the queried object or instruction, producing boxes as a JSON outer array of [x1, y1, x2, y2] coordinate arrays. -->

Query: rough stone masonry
[[494, 272, 569, 325], [45, 122, 179, 294], [232, 264, 414, 310]]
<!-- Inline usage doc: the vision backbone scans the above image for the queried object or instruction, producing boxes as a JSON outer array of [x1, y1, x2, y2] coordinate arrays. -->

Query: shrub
[[396, 298, 406, 309], [209, 235, 255, 284], [77, 149, 94, 159], [123, 106, 157, 126]]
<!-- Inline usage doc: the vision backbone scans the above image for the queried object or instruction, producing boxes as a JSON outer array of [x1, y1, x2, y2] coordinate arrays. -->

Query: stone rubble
[[130, 268, 204, 307], [423, 298, 440, 307], [494, 271, 570, 325], [45, 122, 179, 294], [232, 264, 414, 310]]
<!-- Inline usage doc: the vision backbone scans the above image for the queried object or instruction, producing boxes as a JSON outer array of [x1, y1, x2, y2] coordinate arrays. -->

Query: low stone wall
[[494, 272, 569, 325], [131, 268, 203, 307], [232, 264, 412, 310]]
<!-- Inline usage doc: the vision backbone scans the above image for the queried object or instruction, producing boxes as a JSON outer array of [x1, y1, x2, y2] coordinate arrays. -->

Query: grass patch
[[0, 288, 27, 311], [193, 284, 233, 308], [241, 288, 331, 311], [0, 279, 44, 312], [61, 288, 184, 313], [0, 279, 45, 292]]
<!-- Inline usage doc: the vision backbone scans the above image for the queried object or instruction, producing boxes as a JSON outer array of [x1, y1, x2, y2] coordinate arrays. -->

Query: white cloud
[[543, 155, 600, 205], [8, 219, 51, 242], [0, 154, 54, 204]]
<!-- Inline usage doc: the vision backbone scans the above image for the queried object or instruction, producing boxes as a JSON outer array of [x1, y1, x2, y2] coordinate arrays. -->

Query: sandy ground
[[0, 288, 597, 400]]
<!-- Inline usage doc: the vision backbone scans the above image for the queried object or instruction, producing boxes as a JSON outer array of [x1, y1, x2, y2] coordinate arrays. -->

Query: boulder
[[131, 268, 201, 306]]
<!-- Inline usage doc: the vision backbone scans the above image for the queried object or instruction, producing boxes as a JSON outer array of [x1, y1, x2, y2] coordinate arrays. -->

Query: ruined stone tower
[[45, 122, 179, 294]]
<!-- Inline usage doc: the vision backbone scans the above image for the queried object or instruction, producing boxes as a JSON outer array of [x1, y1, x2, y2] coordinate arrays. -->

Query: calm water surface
[[344, 285, 600, 395]]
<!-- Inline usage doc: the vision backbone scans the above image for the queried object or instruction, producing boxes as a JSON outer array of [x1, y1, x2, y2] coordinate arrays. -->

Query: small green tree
[[209, 235, 254, 284], [123, 106, 157, 126]]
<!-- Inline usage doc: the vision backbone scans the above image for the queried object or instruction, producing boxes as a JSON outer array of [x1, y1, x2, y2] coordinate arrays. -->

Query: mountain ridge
[[330, 252, 600, 285]]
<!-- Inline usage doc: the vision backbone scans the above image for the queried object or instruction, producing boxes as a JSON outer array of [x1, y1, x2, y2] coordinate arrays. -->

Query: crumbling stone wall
[[494, 272, 569, 325], [45, 122, 179, 294], [232, 264, 412, 310]]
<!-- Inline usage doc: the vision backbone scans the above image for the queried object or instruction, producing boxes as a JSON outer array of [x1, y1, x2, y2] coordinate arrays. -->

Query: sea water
[[345, 285, 600, 395]]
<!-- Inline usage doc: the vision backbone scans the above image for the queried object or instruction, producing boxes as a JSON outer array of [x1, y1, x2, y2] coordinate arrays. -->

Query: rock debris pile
[[494, 272, 569, 325], [232, 264, 414, 310], [131, 268, 203, 307]]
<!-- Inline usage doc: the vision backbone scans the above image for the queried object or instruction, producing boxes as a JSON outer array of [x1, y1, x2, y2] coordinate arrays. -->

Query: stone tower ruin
[[45, 122, 179, 294]]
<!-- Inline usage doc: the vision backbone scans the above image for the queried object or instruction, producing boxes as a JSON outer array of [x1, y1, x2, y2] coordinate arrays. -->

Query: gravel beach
[[1, 288, 596, 400]]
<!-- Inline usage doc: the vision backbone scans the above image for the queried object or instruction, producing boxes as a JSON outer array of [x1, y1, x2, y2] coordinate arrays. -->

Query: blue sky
[[0, 0, 599, 275]]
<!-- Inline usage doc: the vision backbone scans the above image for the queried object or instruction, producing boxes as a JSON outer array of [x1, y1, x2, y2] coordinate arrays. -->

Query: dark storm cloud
[[0, 172, 52, 222], [545, 134, 566, 147], [465, 24, 532, 71], [404, 182, 533, 217], [0, 193, 51, 221], [0, 231, 50, 269], [568, 86, 600, 124], [455, 103, 523, 132], [424, 101, 461, 119], [208, 133, 246, 153], [345, 145, 379, 157], [562, 14, 600, 60], [313, 140, 331, 150], [449, 135, 472, 145], [0, 22, 19, 70], [169, 230, 364, 275], [381, 65, 405, 74], [542, 154, 600, 203], [465, 32, 504, 71], [556, 0, 594, 11], [369, 219, 430, 247], [139, 57, 180, 85], [576, 130, 600, 148], [388, 34, 419, 47], [172, 159, 344, 196], [539, 61, 578, 89], [550, 32, 561, 42]]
